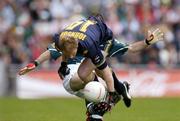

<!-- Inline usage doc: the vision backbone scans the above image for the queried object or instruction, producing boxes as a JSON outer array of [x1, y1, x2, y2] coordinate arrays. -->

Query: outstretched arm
[[127, 28, 164, 53], [127, 40, 148, 53], [35, 50, 51, 64], [19, 50, 51, 75]]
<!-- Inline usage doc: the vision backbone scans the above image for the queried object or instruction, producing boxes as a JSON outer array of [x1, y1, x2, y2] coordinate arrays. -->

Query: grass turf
[[0, 97, 180, 121]]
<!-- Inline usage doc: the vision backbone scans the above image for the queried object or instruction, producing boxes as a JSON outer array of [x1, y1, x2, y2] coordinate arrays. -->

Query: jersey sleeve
[[102, 39, 129, 57], [47, 43, 62, 60]]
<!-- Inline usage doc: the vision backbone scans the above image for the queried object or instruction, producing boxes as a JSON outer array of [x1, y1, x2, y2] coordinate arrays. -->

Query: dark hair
[[88, 13, 105, 22], [95, 13, 105, 21]]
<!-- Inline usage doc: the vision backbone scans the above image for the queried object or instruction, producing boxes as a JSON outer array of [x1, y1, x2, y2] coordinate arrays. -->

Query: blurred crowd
[[0, 0, 180, 69]]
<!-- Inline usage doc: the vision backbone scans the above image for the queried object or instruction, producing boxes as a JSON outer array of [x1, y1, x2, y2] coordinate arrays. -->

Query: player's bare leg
[[78, 58, 97, 84], [70, 73, 86, 91]]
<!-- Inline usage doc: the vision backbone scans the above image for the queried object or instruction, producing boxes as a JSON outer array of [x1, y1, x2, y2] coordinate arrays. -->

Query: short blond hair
[[58, 35, 78, 51]]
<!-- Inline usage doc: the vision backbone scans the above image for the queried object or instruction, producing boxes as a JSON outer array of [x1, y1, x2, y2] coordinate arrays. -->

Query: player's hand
[[19, 63, 36, 75], [145, 28, 164, 45], [58, 62, 70, 79], [107, 92, 120, 111]]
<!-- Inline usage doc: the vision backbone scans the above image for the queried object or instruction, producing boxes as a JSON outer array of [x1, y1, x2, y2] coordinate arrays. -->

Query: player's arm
[[19, 42, 62, 75], [87, 46, 115, 93], [95, 62, 119, 109], [18, 50, 51, 75], [127, 28, 164, 53]]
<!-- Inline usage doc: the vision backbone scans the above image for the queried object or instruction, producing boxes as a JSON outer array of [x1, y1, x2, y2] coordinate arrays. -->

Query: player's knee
[[78, 69, 93, 83], [78, 71, 86, 82]]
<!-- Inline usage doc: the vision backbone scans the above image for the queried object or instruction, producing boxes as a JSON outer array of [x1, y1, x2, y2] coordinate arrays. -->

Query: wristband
[[34, 61, 39, 67], [145, 39, 151, 45], [145, 34, 154, 45]]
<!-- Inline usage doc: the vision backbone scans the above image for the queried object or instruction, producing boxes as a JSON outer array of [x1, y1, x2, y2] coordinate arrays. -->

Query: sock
[[87, 116, 103, 121], [112, 71, 125, 95]]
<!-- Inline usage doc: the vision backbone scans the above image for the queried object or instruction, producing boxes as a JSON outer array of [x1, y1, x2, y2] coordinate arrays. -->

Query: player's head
[[55, 35, 78, 59]]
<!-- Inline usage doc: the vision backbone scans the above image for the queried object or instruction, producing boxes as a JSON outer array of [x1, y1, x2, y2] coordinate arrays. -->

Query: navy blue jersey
[[59, 16, 113, 69], [49, 39, 128, 66]]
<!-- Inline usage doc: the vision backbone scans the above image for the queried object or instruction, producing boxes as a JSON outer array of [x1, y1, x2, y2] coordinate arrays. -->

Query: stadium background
[[0, 0, 180, 121]]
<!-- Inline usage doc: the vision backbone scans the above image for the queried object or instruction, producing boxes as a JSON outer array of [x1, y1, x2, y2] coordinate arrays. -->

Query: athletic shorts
[[62, 63, 84, 98]]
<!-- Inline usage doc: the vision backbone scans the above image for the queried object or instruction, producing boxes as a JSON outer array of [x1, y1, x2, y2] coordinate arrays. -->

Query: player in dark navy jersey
[[55, 16, 120, 91], [55, 15, 114, 68], [19, 14, 164, 121]]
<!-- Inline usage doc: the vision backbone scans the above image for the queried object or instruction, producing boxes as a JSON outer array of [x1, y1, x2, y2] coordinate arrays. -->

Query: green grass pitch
[[0, 97, 180, 121]]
